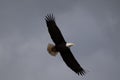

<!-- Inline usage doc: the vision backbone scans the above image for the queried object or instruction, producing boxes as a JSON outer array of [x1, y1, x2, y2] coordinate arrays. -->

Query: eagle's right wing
[[45, 14, 66, 45], [60, 47, 85, 75]]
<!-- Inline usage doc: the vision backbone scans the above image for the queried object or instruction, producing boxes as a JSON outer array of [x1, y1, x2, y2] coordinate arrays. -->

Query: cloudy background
[[0, 0, 120, 80]]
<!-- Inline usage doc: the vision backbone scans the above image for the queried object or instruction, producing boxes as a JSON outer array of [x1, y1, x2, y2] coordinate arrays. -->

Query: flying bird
[[45, 14, 85, 76]]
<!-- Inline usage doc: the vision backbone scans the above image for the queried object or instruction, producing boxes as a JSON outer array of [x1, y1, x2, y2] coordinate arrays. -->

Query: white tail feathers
[[47, 43, 58, 56]]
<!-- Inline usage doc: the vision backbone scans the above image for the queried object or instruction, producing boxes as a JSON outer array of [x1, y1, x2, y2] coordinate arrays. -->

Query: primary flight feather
[[45, 14, 85, 76]]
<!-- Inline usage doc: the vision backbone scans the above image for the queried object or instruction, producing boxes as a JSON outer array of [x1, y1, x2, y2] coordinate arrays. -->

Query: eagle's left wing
[[45, 14, 66, 45]]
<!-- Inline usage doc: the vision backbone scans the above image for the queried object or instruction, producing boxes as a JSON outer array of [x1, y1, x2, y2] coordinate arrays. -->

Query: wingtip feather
[[77, 68, 86, 76], [45, 14, 55, 21]]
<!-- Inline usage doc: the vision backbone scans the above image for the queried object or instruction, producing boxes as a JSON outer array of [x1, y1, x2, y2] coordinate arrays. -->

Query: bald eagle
[[45, 14, 85, 76]]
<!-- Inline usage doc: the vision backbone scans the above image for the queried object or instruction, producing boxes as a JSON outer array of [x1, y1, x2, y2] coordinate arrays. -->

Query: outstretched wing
[[60, 47, 85, 75], [45, 14, 66, 45]]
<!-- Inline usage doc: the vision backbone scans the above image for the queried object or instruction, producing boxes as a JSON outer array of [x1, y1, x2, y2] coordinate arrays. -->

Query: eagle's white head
[[66, 43, 75, 47]]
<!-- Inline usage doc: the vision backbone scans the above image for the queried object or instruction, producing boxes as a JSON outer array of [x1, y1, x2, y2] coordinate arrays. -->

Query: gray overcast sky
[[0, 0, 120, 80]]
